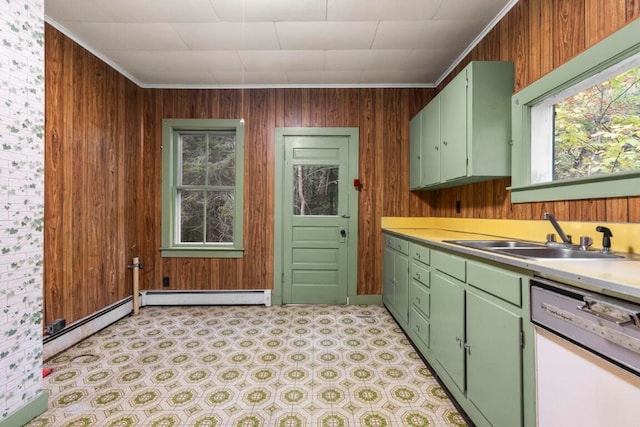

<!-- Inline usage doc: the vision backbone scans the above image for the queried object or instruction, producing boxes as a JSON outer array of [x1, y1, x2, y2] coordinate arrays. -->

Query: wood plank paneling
[[44, 1, 640, 325], [44, 24, 141, 325]]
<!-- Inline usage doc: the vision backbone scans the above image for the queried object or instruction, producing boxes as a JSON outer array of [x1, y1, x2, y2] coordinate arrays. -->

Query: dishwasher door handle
[[578, 299, 640, 327]]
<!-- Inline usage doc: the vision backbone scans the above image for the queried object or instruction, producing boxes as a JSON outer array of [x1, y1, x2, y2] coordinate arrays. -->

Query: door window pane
[[293, 165, 339, 216]]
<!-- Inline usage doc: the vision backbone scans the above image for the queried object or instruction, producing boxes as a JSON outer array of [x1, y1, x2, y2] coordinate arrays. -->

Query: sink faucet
[[543, 212, 572, 245]]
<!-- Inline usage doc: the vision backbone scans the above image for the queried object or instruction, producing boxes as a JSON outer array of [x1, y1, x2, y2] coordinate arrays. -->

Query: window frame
[[510, 18, 640, 203], [161, 118, 244, 258]]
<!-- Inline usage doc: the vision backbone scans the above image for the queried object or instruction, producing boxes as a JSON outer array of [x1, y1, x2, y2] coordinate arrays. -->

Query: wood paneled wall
[[44, 24, 143, 324], [138, 88, 432, 294], [414, 0, 640, 222], [44, 1, 639, 324]]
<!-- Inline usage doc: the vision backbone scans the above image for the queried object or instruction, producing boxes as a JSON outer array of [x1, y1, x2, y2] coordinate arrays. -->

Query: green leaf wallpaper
[[0, 0, 45, 421]]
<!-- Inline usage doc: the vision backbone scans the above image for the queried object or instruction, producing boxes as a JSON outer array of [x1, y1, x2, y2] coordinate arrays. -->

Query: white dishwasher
[[531, 277, 640, 427]]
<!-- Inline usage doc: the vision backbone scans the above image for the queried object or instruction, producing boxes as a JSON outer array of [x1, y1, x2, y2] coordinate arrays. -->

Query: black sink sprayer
[[595, 226, 613, 253]]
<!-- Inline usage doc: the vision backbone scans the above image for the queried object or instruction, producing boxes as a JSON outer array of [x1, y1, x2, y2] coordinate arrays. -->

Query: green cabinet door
[[395, 253, 409, 324], [409, 113, 423, 190], [431, 270, 465, 393], [467, 290, 523, 427], [383, 245, 395, 308], [440, 70, 467, 182], [422, 96, 441, 186]]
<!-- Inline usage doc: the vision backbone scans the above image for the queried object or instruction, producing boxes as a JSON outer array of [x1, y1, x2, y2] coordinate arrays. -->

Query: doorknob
[[340, 229, 347, 238]]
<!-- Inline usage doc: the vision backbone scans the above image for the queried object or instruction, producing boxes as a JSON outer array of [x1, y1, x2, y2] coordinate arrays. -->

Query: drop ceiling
[[45, 0, 517, 88]]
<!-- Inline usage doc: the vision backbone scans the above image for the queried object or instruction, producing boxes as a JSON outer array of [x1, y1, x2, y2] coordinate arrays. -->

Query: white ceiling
[[45, 0, 517, 88]]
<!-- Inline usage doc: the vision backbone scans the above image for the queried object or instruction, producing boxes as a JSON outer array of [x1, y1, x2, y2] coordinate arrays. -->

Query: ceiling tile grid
[[45, 0, 517, 87]]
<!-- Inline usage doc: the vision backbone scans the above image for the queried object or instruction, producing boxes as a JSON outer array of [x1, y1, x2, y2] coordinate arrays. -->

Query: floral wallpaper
[[0, 0, 45, 421]]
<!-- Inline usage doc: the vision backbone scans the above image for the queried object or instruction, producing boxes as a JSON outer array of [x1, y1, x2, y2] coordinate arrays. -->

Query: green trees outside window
[[554, 66, 640, 181]]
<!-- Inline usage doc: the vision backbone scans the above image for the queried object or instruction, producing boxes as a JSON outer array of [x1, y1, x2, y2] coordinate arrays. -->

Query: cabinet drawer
[[410, 307, 430, 348], [411, 281, 430, 317], [410, 243, 430, 265], [384, 234, 396, 249], [467, 261, 522, 307], [433, 251, 466, 282], [411, 262, 430, 287], [394, 238, 409, 255]]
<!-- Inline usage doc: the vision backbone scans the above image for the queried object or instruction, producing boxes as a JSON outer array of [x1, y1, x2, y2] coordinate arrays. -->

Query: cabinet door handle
[[455, 336, 463, 347], [443, 140, 448, 146], [416, 297, 421, 304], [435, 145, 439, 151], [464, 343, 472, 354]]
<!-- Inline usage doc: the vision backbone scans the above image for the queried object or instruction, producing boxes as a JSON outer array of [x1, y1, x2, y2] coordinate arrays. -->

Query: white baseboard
[[43, 290, 272, 360], [43, 297, 133, 360], [140, 289, 272, 307]]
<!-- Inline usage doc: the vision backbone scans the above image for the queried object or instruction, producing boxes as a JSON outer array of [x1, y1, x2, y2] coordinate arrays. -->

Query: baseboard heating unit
[[140, 290, 272, 307], [43, 290, 272, 360], [43, 297, 133, 360]]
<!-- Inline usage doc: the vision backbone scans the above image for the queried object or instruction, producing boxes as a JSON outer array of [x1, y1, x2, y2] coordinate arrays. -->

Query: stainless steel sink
[[491, 246, 623, 260], [444, 239, 624, 260], [444, 240, 545, 249]]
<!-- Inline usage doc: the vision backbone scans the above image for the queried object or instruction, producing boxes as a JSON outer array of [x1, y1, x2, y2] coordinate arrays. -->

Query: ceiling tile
[[92, 0, 220, 23], [58, 22, 188, 50], [327, 0, 442, 20], [133, 70, 218, 85], [239, 51, 324, 72], [435, 0, 510, 20], [213, 71, 289, 85], [172, 23, 280, 50], [150, 51, 243, 72], [372, 20, 482, 50], [45, 0, 114, 22], [360, 69, 437, 85], [101, 50, 163, 73], [325, 49, 455, 72], [210, 0, 327, 22], [276, 22, 378, 50], [286, 70, 364, 85]]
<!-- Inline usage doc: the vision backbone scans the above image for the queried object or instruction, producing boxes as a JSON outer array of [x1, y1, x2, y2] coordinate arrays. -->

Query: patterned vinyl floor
[[27, 305, 467, 427]]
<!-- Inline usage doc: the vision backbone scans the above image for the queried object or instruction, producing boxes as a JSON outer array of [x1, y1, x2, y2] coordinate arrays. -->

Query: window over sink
[[510, 18, 640, 203]]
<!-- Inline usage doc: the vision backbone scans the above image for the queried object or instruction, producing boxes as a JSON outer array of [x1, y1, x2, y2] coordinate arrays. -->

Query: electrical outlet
[[163, 277, 170, 287]]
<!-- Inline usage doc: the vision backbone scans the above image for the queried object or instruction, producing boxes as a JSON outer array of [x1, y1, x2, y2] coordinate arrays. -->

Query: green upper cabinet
[[409, 113, 423, 190], [409, 61, 514, 190], [440, 70, 468, 182], [422, 97, 441, 186]]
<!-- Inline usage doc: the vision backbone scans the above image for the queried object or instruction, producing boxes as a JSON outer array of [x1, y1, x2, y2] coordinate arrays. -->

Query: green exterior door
[[440, 70, 467, 182], [466, 290, 523, 427], [281, 134, 354, 304], [431, 271, 465, 393]]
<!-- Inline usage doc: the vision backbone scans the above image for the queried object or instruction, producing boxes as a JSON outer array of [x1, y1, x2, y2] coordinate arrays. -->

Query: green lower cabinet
[[382, 234, 409, 328], [466, 289, 523, 427], [383, 237, 534, 426], [431, 271, 466, 394]]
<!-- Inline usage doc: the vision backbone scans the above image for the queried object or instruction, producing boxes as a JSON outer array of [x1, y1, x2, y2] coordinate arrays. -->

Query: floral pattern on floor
[[28, 305, 467, 426]]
